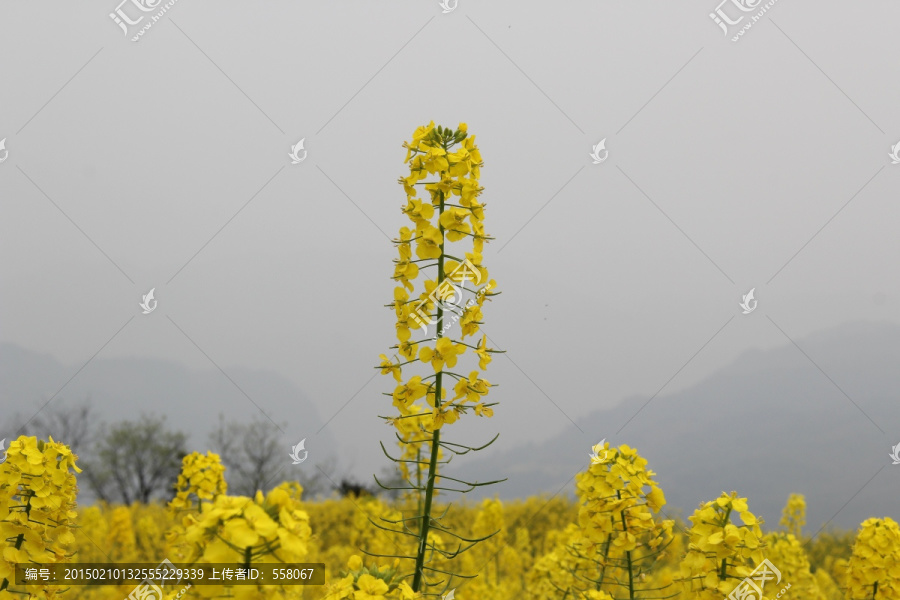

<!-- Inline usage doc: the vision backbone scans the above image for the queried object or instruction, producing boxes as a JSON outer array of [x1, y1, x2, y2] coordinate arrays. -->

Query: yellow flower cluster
[[846, 517, 900, 599], [525, 523, 585, 598], [382, 121, 498, 433], [183, 491, 309, 599], [677, 491, 765, 599], [0, 436, 80, 600], [322, 555, 424, 600], [575, 442, 671, 552], [169, 451, 228, 513], [181, 490, 309, 562], [161, 455, 312, 599], [523, 444, 673, 598], [764, 532, 827, 600], [780, 492, 806, 539], [541, 443, 672, 598], [467, 498, 508, 587], [165, 451, 229, 571]]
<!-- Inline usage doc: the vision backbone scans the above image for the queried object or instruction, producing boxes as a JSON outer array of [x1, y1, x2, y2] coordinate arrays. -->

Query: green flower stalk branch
[[373, 122, 505, 596]]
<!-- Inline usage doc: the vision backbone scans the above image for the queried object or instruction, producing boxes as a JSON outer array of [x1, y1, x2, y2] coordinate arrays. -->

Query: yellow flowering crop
[[45, 474, 890, 600]]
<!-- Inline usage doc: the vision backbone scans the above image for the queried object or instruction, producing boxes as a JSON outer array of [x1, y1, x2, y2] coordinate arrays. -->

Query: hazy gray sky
[[1, 1, 899, 504]]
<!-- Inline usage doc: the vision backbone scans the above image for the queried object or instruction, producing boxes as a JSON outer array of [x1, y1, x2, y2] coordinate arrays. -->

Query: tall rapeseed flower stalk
[[375, 121, 502, 595], [846, 517, 900, 599], [106, 506, 137, 561], [168, 451, 228, 514], [471, 498, 507, 585], [779, 493, 806, 539], [763, 531, 825, 600], [0, 436, 80, 599], [677, 492, 765, 599], [165, 451, 228, 563], [568, 442, 673, 599]]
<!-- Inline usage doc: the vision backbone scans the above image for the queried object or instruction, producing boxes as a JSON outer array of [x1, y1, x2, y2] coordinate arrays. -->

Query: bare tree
[[208, 414, 334, 498], [11, 399, 107, 502], [208, 414, 284, 496], [14, 397, 95, 457], [83, 414, 187, 504], [299, 454, 339, 500]]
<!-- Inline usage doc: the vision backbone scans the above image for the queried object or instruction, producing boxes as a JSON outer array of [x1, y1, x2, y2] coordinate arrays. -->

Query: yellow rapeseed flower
[[418, 337, 465, 373]]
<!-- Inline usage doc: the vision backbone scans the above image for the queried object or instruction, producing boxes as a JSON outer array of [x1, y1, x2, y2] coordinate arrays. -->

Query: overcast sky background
[[1, 1, 899, 516]]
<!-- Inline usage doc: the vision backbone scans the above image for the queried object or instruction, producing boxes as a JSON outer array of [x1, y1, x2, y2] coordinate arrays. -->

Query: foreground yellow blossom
[[8, 451, 885, 600], [846, 517, 900, 599], [0, 436, 80, 599]]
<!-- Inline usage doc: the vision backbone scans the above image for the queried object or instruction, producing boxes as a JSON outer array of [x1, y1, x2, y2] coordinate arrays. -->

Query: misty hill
[[2, 321, 897, 532], [451, 320, 900, 532], [0, 343, 336, 471]]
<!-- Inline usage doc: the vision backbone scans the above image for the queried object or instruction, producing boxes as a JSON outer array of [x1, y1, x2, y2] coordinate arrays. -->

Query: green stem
[[597, 532, 612, 591], [625, 548, 635, 600], [411, 178, 448, 593], [2, 495, 33, 592], [416, 445, 422, 520], [719, 506, 733, 581], [617, 490, 635, 600]]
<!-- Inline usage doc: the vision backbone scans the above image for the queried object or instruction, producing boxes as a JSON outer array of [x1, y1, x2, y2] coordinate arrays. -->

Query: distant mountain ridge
[[2, 321, 897, 531], [0, 342, 335, 472], [450, 320, 900, 531]]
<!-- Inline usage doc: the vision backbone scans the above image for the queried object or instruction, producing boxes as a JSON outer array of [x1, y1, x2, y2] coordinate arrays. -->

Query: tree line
[[8, 400, 397, 504]]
